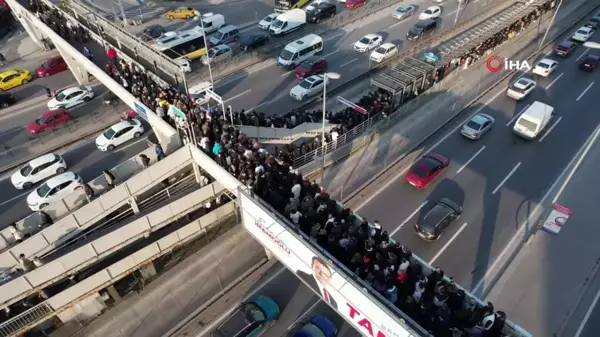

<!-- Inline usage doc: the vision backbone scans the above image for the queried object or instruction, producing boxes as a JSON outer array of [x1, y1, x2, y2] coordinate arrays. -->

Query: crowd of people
[[20, 0, 561, 335], [446, 0, 556, 71]]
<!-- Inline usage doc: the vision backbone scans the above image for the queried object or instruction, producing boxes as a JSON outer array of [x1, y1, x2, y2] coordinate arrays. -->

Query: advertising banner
[[239, 190, 419, 337]]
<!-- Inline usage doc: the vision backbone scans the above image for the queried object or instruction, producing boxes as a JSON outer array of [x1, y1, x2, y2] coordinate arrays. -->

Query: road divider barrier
[[236, 122, 339, 144]]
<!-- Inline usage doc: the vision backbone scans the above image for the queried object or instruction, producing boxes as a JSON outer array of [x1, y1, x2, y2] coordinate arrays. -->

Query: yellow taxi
[[165, 7, 197, 20], [0, 69, 33, 91]]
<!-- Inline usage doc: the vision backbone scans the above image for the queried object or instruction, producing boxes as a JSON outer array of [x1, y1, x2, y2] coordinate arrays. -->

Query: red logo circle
[[486, 56, 504, 72]]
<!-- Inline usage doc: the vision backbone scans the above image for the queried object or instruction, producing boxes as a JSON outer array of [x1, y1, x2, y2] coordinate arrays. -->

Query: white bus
[[154, 26, 207, 61], [277, 34, 323, 69]]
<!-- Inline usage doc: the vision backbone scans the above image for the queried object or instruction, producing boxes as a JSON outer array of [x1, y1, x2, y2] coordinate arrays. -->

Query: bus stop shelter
[[371, 57, 436, 105]]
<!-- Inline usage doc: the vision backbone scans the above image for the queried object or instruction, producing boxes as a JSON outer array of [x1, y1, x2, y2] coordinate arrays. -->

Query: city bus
[[274, 0, 311, 13], [154, 26, 207, 61]]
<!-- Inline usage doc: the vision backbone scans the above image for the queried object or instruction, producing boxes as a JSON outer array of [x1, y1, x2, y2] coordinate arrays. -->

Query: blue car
[[294, 315, 337, 337], [213, 295, 280, 337]]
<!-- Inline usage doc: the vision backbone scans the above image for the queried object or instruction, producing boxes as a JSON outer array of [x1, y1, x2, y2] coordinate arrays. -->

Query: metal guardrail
[[0, 302, 53, 337]]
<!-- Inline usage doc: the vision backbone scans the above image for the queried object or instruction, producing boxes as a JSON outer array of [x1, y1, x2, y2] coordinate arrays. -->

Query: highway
[[212, 0, 498, 115], [209, 265, 362, 337], [352, 29, 600, 295]]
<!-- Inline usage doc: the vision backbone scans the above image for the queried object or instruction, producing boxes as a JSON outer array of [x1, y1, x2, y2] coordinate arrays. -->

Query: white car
[[419, 6, 442, 20], [393, 5, 416, 20], [258, 13, 278, 30], [47, 86, 94, 110], [532, 58, 558, 77], [354, 34, 383, 52], [26, 172, 82, 211], [506, 77, 536, 100], [96, 119, 145, 151], [572, 26, 594, 42], [306, 0, 329, 11], [11, 153, 67, 189], [370, 43, 399, 63], [289, 75, 329, 101], [461, 113, 495, 140], [201, 45, 233, 65]]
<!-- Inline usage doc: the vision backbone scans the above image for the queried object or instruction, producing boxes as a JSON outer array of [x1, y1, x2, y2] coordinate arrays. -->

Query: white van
[[269, 9, 307, 36], [513, 101, 555, 140], [201, 13, 225, 34], [278, 34, 324, 69]]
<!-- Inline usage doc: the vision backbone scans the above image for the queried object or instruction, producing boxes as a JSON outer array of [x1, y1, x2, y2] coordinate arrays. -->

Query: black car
[[307, 2, 337, 23], [0, 93, 15, 108], [588, 15, 600, 26], [414, 198, 462, 241], [579, 54, 600, 72], [407, 19, 437, 41], [585, 20, 599, 30], [553, 40, 577, 57], [239, 34, 269, 51], [140, 24, 166, 41]]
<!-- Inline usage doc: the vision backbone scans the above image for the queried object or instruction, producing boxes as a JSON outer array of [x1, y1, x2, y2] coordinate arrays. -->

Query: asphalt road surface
[[210, 265, 363, 337], [353, 31, 600, 295], [0, 133, 151, 228], [211, 0, 497, 115]]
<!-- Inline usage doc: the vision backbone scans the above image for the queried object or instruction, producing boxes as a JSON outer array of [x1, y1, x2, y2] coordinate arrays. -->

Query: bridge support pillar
[[54, 42, 90, 85]]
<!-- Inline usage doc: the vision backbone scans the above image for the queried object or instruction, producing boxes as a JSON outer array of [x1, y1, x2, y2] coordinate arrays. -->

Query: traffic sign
[[134, 102, 148, 121], [169, 105, 186, 120]]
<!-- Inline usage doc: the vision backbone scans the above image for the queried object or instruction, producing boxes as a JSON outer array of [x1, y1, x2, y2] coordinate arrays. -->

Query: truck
[[274, 0, 311, 13], [269, 9, 307, 37]]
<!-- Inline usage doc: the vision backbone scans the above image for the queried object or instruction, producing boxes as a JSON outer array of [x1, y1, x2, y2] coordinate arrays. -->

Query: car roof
[[363, 33, 380, 39], [0, 69, 18, 76], [60, 86, 85, 95], [29, 153, 58, 167], [470, 113, 492, 125], [422, 203, 452, 227], [110, 120, 136, 132], [213, 44, 231, 51], [538, 58, 556, 65], [514, 77, 535, 88], [417, 156, 440, 169], [398, 4, 414, 9], [305, 75, 323, 83], [585, 54, 600, 61], [559, 40, 575, 47], [578, 26, 593, 32], [426, 5, 440, 10], [45, 172, 77, 188], [379, 43, 395, 49]]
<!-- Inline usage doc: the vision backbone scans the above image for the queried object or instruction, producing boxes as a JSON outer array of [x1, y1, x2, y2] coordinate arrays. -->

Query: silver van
[[209, 25, 240, 45]]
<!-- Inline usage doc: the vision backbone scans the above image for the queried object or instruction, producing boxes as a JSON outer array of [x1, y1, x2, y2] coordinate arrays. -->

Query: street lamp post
[[537, 0, 563, 54], [320, 72, 341, 186], [197, 13, 215, 89]]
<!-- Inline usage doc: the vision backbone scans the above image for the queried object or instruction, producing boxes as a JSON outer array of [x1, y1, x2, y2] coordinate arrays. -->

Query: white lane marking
[[280, 70, 294, 77], [574, 278, 600, 337], [116, 136, 150, 152], [492, 162, 521, 195], [224, 89, 252, 103], [445, 9, 458, 17], [285, 300, 321, 331], [456, 146, 486, 175], [545, 72, 563, 90], [472, 123, 600, 294], [354, 89, 504, 211], [389, 20, 406, 29], [429, 222, 469, 265], [0, 191, 29, 207], [505, 104, 530, 127], [391, 200, 428, 236], [576, 82, 594, 102], [323, 50, 341, 58], [539, 116, 562, 143], [575, 48, 590, 62], [340, 58, 359, 68]]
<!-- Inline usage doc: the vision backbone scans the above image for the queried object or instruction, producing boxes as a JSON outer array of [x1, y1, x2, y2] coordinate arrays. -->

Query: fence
[[237, 122, 338, 143], [0, 302, 53, 337]]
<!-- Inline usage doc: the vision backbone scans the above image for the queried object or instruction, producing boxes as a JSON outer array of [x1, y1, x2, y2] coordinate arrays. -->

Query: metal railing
[[0, 302, 53, 337]]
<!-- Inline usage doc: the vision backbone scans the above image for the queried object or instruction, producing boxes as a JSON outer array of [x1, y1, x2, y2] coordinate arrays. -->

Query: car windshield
[[271, 19, 284, 28], [264, 15, 274, 22], [374, 46, 386, 54], [516, 79, 530, 87], [537, 62, 550, 69], [208, 49, 217, 58], [517, 118, 537, 132], [359, 37, 371, 44], [20, 164, 33, 176], [41, 61, 50, 68], [466, 120, 481, 130], [300, 60, 314, 68], [397, 7, 407, 12], [213, 31, 224, 40], [557, 44, 569, 51], [418, 219, 437, 233], [577, 29, 587, 34], [103, 127, 116, 139], [298, 323, 327, 337], [36, 182, 51, 198], [280, 49, 294, 60], [411, 165, 429, 178], [425, 9, 432, 14], [55, 92, 66, 101], [299, 80, 313, 89], [36, 116, 45, 125], [243, 303, 266, 322], [409, 27, 423, 35]]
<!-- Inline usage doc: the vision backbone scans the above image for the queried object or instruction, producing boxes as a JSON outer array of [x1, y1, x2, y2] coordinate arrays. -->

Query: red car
[[346, 0, 366, 9], [27, 109, 72, 136], [405, 153, 449, 188], [36, 56, 68, 77], [295, 56, 327, 79]]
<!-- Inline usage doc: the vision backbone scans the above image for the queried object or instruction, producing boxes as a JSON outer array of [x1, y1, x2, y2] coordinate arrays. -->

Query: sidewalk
[[58, 224, 267, 337], [313, 0, 590, 205], [484, 124, 600, 337]]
